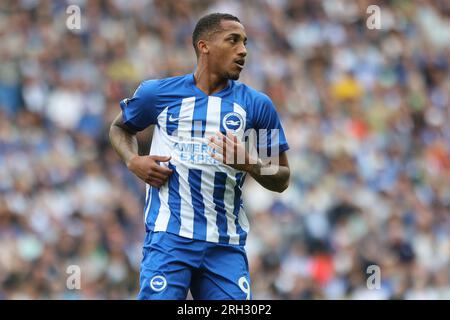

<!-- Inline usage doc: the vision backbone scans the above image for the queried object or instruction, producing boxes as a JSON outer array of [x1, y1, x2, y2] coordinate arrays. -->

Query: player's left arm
[[208, 131, 290, 193], [246, 149, 290, 193]]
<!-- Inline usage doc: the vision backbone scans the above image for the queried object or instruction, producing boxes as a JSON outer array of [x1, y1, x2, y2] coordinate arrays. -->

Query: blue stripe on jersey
[[213, 172, 230, 244], [188, 169, 207, 240], [267, 129, 272, 157], [233, 172, 247, 246], [166, 162, 182, 235], [166, 105, 181, 136], [146, 186, 161, 231], [191, 97, 207, 138]]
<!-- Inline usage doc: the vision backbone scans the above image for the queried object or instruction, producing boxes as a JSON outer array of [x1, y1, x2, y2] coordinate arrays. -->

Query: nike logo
[[153, 280, 164, 286], [168, 114, 180, 122]]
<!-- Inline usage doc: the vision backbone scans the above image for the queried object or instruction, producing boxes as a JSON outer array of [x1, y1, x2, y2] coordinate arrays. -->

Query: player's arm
[[208, 131, 290, 193], [109, 111, 140, 167], [247, 150, 290, 193], [109, 112, 172, 188]]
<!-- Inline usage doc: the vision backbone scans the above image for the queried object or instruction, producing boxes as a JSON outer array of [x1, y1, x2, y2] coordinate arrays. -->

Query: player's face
[[208, 20, 247, 80]]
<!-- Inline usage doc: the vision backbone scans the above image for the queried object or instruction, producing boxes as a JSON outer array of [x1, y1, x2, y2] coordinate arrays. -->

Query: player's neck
[[193, 65, 229, 96]]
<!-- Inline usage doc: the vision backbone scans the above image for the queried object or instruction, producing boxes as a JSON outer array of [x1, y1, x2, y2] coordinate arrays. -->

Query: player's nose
[[237, 43, 247, 57]]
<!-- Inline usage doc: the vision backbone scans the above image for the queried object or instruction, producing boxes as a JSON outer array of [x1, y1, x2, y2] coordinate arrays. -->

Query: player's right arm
[[109, 113, 172, 188], [109, 80, 172, 188]]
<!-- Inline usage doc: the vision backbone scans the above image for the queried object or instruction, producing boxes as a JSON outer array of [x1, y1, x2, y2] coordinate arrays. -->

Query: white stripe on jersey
[[176, 96, 196, 138], [203, 96, 222, 242], [177, 163, 195, 238], [175, 97, 197, 238], [153, 183, 170, 231], [144, 125, 158, 225], [143, 124, 161, 227], [238, 205, 250, 233], [153, 125, 171, 232], [143, 184, 151, 224]]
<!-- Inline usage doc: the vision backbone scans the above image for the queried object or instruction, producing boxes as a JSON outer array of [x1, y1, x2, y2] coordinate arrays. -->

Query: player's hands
[[127, 155, 173, 188], [207, 131, 258, 173]]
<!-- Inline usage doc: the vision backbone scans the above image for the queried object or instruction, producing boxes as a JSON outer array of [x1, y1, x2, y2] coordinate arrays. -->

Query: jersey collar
[[186, 73, 233, 98]]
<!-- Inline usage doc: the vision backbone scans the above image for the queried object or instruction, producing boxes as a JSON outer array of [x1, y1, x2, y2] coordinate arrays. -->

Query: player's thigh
[[138, 232, 192, 300], [191, 244, 252, 300]]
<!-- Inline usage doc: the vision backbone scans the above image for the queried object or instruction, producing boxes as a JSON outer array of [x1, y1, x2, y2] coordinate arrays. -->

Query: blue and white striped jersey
[[120, 73, 289, 246]]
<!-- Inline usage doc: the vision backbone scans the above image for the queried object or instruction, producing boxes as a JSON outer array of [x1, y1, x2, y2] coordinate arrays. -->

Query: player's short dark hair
[[192, 13, 240, 57]]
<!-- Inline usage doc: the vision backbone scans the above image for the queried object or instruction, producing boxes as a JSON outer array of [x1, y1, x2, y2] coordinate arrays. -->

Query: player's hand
[[207, 131, 257, 173], [127, 155, 173, 188]]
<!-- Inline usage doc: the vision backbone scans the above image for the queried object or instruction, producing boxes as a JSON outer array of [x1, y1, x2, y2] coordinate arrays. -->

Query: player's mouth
[[234, 59, 245, 70]]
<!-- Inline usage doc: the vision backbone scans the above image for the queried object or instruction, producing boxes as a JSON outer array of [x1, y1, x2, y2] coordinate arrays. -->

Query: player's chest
[[158, 96, 248, 137]]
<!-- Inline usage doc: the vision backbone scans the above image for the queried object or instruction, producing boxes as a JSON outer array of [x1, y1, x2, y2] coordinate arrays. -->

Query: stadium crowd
[[0, 0, 449, 299]]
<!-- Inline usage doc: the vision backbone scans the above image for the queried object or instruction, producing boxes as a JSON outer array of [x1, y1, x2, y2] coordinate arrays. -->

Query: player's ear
[[197, 39, 209, 54]]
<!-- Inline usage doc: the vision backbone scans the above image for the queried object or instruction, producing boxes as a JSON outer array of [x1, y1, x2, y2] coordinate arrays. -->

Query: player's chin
[[227, 70, 241, 80]]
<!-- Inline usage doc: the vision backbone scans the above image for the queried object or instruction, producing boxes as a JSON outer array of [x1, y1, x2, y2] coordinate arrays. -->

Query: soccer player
[[109, 13, 290, 300]]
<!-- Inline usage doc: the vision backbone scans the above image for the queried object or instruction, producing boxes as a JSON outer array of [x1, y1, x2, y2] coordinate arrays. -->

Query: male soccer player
[[109, 13, 290, 300]]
